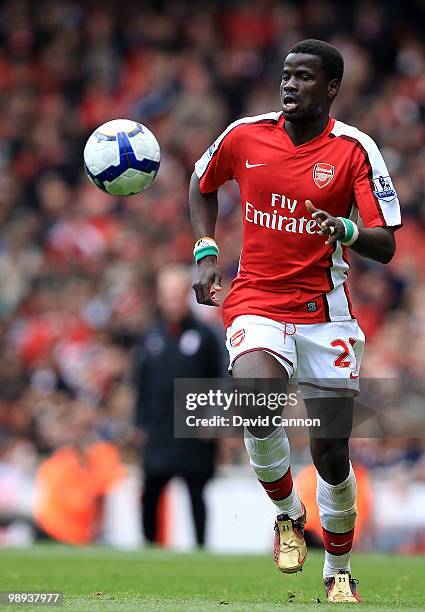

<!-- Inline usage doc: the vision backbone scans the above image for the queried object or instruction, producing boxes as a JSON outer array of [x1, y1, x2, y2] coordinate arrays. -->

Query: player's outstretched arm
[[343, 226, 395, 263], [305, 200, 396, 264], [189, 172, 222, 306]]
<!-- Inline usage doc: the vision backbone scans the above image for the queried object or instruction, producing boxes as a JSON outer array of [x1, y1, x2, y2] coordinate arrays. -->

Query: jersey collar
[[277, 113, 335, 149]]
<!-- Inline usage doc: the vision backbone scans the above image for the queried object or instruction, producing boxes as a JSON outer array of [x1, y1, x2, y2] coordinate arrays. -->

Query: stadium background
[[0, 0, 424, 553]]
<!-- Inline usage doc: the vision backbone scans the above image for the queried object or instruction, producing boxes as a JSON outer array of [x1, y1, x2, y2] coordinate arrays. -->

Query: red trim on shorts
[[322, 526, 355, 556], [231, 347, 293, 374], [258, 467, 293, 501]]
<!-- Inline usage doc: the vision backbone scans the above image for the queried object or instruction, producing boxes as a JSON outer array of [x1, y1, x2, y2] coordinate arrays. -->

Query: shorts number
[[331, 338, 357, 368]]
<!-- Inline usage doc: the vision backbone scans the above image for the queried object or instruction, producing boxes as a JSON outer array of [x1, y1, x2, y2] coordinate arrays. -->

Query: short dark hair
[[288, 39, 344, 83]]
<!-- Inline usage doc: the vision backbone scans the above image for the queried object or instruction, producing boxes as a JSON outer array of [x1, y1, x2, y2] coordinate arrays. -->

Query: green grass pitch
[[0, 546, 424, 611]]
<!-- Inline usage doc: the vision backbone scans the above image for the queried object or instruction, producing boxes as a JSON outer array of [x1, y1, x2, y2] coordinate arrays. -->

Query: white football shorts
[[225, 315, 365, 399]]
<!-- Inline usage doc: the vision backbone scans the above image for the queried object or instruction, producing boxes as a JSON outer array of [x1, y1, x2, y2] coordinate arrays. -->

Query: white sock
[[317, 463, 357, 578], [244, 426, 302, 519]]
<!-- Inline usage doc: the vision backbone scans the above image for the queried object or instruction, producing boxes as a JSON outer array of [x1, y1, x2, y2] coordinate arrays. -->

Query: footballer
[[189, 39, 401, 603]]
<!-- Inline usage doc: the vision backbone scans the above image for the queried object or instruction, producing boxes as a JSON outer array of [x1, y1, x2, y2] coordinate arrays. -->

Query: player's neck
[[284, 114, 330, 146]]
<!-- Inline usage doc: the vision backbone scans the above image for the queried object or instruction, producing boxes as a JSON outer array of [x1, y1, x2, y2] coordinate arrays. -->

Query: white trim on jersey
[[326, 242, 352, 321], [194, 111, 282, 179], [331, 120, 401, 227]]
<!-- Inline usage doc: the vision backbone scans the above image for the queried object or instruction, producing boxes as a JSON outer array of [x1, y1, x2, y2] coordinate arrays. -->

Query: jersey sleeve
[[353, 136, 401, 228], [194, 123, 238, 193]]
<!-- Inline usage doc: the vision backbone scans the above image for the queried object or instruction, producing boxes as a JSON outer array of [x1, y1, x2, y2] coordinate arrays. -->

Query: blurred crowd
[[0, 0, 425, 533]]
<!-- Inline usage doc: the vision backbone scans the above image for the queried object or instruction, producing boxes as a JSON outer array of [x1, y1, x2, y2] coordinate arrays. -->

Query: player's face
[[280, 53, 338, 123]]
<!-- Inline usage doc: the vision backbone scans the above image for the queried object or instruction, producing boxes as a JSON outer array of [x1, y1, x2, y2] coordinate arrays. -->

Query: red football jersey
[[195, 112, 401, 328]]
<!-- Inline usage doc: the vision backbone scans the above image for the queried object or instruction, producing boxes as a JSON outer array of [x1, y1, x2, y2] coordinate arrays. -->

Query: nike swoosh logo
[[264, 487, 280, 493], [246, 160, 268, 168], [349, 373, 359, 379], [331, 541, 351, 547]]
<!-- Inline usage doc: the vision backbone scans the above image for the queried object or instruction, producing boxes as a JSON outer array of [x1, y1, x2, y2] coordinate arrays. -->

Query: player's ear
[[328, 79, 339, 100]]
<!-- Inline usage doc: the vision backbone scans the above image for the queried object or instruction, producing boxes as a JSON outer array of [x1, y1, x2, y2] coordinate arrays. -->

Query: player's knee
[[310, 438, 349, 484]]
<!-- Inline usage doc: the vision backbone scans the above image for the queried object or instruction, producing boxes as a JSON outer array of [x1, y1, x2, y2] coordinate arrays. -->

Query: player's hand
[[305, 200, 345, 246], [192, 255, 222, 307]]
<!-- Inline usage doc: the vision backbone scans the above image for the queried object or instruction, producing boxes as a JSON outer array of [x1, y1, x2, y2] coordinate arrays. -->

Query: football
[[83, 119, 161, 196]]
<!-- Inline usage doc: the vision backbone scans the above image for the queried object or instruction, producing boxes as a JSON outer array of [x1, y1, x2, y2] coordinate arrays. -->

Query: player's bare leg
[[305, 396, 361, 602], [233, 351, 307, 574]]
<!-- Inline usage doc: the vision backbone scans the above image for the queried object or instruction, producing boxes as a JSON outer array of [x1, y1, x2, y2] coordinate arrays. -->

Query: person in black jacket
[[133, 264, 223, 546]]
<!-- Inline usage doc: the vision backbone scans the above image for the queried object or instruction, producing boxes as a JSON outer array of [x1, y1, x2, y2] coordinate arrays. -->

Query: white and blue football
[[83, 119, 160, 196]]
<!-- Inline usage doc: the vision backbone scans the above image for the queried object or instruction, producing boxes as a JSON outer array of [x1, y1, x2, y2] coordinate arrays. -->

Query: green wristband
[[339, 218, 356, 244], [194, 246, 219, 263]]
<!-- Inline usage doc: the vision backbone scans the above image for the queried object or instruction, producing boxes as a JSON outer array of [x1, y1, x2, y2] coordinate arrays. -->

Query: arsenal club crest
[[313, 163, 335, 188]]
